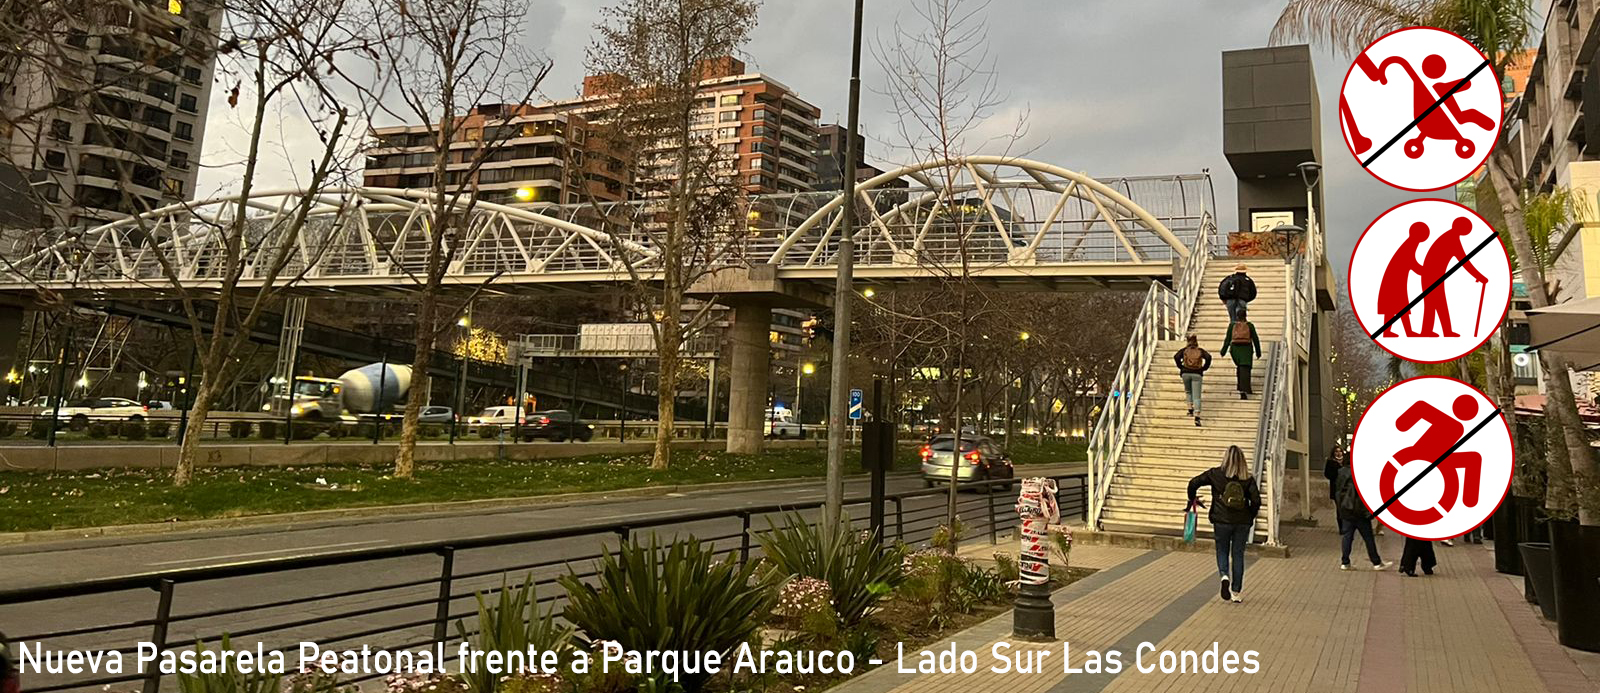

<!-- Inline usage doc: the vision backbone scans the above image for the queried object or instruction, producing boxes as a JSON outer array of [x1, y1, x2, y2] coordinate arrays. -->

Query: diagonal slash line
[[1368, 407, 1502, 522], [1361, 58, 1492, 168], [1368, 230, 1498, 340]]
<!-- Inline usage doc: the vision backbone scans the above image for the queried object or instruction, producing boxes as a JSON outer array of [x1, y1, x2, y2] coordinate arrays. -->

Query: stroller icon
[[1343, 51, 1495, 160]]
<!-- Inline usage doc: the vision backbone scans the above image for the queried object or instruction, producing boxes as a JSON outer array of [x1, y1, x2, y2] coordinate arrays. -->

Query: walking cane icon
[[1473, 280, 1487, 338]]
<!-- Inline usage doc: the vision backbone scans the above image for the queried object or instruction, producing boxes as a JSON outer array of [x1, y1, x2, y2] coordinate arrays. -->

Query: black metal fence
[[0, 474, 1086, 693]]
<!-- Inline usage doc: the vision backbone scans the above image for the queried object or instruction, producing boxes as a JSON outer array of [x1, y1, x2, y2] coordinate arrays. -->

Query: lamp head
[[1297, 161, 1322, 189]]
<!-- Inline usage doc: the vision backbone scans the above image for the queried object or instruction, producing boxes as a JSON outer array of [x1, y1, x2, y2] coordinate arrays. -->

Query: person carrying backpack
[[1186, 445, 1261, 603], [1335, 456, 1391, 571], [1217, 264, 1256, 321], [1173, 334, 1212, 427], [1221, 308, 1261, 399]]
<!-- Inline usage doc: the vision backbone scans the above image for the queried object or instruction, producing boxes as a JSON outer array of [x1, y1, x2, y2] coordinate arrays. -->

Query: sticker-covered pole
[[1013, 476, 1058, 640]]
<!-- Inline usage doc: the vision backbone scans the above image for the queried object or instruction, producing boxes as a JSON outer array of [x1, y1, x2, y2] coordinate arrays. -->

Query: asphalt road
[[0, 464, 1083, 692]]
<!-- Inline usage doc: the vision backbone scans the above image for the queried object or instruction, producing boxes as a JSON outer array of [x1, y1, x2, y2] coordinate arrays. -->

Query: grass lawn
[[0, 441, 1086, 533]]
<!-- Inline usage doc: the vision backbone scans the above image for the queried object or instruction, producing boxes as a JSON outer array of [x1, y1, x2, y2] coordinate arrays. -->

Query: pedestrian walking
[[1323, 446, 1345, 504], [1187, 445, 1261, 603], [1221, 308, 1261, 399], [1173, 334, 1212, 427], [1218, 263, 1256, 321], [1400, 537, 1438, 576], [1334, 456, 1391, 571]]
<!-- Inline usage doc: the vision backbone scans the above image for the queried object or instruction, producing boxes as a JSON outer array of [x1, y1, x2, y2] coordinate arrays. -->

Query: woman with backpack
[[1221, 307, 1261, 399], [1173, 334, 1212, 427], [1186, 445, 1261, 603], [1334, 454, 1391, 571]]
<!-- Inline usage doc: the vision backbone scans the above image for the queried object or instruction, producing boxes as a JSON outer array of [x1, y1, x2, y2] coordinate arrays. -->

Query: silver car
[[919, 434, 1014, 488]]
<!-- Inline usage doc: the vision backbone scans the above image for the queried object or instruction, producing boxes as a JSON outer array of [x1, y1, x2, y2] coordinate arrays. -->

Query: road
[[0, 465, 1084, 692]]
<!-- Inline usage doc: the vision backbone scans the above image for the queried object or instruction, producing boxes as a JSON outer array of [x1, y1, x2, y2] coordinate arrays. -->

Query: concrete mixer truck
[[287, 363, 413, 423]]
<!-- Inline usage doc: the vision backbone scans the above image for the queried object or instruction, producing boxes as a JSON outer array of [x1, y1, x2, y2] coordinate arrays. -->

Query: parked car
[[419, 405, 454, 424], [521, 410, 594, 442], [145, 400, 176, 411], [55, 397, 148, 429], [919, 433, 1013, 489]]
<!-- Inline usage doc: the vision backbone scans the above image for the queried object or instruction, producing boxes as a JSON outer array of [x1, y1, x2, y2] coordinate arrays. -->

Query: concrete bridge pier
[[691, 266, 829, 455], [726, 301, 770, 454]]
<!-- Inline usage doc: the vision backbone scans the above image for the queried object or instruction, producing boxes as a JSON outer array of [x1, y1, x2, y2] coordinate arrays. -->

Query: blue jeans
[[1213, 522, 1249, 590], [1340, 518, 1383, 566], [1225, 299, 1249, 321], [1181, 373, 1203, 414]]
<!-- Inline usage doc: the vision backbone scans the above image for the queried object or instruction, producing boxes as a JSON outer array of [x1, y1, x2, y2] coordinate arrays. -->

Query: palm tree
[[1273, 0, 1599, 523]]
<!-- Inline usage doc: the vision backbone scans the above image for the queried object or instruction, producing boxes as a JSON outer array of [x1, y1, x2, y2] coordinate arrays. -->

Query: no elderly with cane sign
[[1348, 198, 1511, 364]]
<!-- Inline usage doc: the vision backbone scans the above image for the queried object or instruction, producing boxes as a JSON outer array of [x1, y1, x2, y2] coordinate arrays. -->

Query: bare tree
[[583, 0, 761, 470], [366, 0, 552, 479]]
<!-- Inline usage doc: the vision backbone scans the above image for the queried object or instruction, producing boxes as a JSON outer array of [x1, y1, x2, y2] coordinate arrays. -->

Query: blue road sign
[[849, 388, 864, 419]]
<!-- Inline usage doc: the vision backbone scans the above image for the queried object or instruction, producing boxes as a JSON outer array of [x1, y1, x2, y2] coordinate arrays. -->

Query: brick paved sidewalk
[[835, 515, 1600, 693]]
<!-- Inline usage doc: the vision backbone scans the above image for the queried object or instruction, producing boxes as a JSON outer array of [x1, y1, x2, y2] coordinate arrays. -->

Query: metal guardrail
[[1086, 214, 1214, 527], [511, 333, 720, 359], [0, 474, 1088, 693], [1249, 253, 1311, 546]]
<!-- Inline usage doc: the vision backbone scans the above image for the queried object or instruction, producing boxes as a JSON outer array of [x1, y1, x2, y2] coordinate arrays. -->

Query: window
[[49, 119, 71, 141], [44, 150, 66, 171], [750, 141, 771, 154], [66, 31, 89, 48], [716, 127, 738, 140], [36, 182, 61, 203], [178, 93, 197, 113], [162, 178, 184, 196], [719, 94, 739, 106], [167, 0, 183, 15], [174, 121, 193, 141], [748, 174, 766, 186], [752, 109, 770, 122], [182, 66, 202, 85], [170, 150, 189, 170], [719, 110, 738, 122]]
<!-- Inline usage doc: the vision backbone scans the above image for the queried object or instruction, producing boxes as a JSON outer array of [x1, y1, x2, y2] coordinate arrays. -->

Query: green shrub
[[289, 422, 323, 440], [0, 420, 15, 438], [354, 423, 377, 439], [478, 425, 499, 439], [148, 421, 172, 438], [176, 635, 280, 693], [420, 424, 444, 438], [28, 419, 54, 439], [757, 512, 905, 627], [87, 422, 109, 439], [899, 550, 1006, 623], [228, 421, 252, 439], [257, 421, 279, 440], [992, 551, 1020, 584], [324, 423, 348, 439], [560, 537, 775, 693], [455, 576, 574, 693], [119, 422, 146, 440]]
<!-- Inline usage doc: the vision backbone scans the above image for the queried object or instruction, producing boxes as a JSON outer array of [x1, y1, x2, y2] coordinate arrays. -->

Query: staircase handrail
[[1087, 216, 1214, 527], [1249, 252, 1313, 545]]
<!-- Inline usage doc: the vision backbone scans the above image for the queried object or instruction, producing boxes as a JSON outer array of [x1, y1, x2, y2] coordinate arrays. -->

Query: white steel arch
[[0, 157, 1213, 294]]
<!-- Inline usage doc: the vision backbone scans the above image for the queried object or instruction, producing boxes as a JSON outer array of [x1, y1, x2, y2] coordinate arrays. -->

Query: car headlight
[[290, 404, 304, 416]]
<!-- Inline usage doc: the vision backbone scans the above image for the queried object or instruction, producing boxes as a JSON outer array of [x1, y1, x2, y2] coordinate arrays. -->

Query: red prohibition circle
[[1338, 26, 1505, 192], [1349, 375, 1515, 540], [1345, 198, 1512, 365]]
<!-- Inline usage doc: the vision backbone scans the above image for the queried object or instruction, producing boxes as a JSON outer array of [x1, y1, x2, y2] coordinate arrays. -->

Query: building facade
[[364, 107, 630, 208], [0, 0, 220, 228]]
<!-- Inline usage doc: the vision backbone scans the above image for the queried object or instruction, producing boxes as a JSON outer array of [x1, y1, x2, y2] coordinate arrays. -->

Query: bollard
[[1013, 476, 1058, 641]]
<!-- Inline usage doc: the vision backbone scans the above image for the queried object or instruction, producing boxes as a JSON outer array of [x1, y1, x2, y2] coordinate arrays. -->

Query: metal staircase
[[1088, 236, 1313, 545]]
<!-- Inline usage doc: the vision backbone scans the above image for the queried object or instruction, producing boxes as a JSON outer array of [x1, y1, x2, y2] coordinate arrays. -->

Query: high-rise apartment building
[[363, 106, 631, 208], [0, 0, 221, 228], [812, 123, 898, 191]]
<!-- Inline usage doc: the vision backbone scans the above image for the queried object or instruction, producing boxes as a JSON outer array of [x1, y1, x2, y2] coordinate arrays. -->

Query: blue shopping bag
[[1183, 501, 1198, 544]]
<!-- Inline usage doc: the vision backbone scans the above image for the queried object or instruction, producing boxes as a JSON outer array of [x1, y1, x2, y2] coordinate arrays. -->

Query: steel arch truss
[[0, 157, 1214, 294]]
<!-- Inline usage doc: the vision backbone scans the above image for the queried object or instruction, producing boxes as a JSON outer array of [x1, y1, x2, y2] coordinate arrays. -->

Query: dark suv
[[521, 410, 594, 442]]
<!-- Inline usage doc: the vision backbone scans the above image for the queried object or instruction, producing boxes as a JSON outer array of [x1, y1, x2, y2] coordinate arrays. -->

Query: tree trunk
[[395, 309, 437, 480], [173, 378, 222, 486], [1488, 154, 1598, 524], [652, 306, 682, 470]]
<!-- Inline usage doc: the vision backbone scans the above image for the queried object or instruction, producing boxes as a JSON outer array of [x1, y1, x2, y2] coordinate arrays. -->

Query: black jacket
[[1218, 273, 1257, 302], [1324, 456, 1342, 500], [1187, 466, 1262, 526], [1173, 346, 1212, 374], [1334, 466, 1367, 522]]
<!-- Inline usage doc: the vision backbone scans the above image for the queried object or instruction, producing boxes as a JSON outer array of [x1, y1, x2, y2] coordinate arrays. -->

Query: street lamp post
[[1296, 160, 1322, 523], [825, 0, 867, 529], [797, 362, 814, 438]]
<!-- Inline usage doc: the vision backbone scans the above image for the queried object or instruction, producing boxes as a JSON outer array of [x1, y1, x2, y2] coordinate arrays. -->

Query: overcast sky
[[196, 0, 1433, 271]]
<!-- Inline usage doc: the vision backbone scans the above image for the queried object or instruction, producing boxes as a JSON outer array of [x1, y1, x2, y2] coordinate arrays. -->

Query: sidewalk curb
[[0, 463, 1085, 550]]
